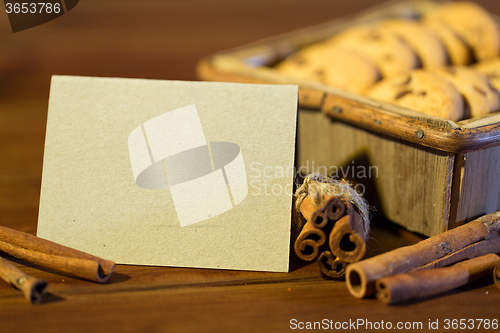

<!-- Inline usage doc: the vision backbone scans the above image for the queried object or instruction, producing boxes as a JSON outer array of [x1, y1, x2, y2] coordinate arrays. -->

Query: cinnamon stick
[[0, 225, 115, 283], [329, 212, 366, 263], [294, 221, 326, 261], [300, 195, 349, 229], [376, 254, 500, 305], [413, 237, 500, 272], [301, 196, 328, 229], [0, 257, 48, 304], [346, 211, 500, 298], [311, 210, 329, 229], [317, 251, 346, 278], [299, 196, 322, 225], [323, 197, 347, 223]]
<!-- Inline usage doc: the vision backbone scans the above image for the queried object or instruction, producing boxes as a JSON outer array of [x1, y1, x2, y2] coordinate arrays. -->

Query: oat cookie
[[365, 70, 464, 121], [422, 20, 473, 66], [327, 25, 419, 77], [431, 66, 500, 118], [275, 44, 381, 93], [376, 19, 448, 68], [422, 2, 500, 61], [475, 58, 500, 93]]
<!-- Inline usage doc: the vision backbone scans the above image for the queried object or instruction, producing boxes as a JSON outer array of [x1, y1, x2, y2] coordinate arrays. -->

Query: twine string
[[294, 173, 371, 238]]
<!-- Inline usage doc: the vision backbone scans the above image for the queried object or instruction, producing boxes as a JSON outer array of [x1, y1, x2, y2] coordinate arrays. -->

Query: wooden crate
[[196, 0, 500, 236]]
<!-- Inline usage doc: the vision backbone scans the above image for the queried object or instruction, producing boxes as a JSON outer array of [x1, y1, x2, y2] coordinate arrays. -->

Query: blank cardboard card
[[37, 76, 298, 272]]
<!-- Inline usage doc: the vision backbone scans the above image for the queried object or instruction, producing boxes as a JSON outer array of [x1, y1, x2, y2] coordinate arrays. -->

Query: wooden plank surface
[[449, 146, 500, 229], [1, 1, 500, 332]]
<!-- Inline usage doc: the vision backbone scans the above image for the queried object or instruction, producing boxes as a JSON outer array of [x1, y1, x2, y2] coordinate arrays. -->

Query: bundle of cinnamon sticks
[[294, 174, 370, 278], [345, 211, 500, 304]]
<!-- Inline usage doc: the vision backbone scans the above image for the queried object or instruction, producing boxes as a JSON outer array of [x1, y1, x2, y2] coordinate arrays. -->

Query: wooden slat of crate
[[449, 147, 500, 229]]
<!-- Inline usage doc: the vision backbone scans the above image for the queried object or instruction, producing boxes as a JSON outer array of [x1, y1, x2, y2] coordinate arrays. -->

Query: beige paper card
[[37, 76, 298, 272]]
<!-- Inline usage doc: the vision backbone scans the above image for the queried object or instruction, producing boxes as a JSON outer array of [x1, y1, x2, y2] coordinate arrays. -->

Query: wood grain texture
[[449, 146, 500, 229], [1, 0, 500, 332], [322, 95, 500, 153]]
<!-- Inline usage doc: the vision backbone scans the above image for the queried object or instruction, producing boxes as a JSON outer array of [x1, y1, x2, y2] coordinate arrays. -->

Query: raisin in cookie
[[365, 70, 464, 121], [376, 19, 448, 68], [475, 58, 500, 93], [327, 25, 419, 77], [431, 66, 500, 118], [422, 2, 500, 61], [275, 44, 381, 93]]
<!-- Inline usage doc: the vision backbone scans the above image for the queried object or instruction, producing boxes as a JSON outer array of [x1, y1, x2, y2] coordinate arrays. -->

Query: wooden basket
[[196, 0, 500, 236]]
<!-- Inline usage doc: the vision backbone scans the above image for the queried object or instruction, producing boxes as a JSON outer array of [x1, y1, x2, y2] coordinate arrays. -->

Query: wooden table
[[1, 1, 499, 331]]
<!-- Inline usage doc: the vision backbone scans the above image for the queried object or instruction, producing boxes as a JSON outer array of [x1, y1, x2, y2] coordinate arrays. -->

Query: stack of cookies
[[276, 1, 500, 121]]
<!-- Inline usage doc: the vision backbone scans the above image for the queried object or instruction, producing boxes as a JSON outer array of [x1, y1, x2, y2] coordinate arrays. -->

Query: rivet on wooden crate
[[416, 130, 424, 139], [333, 106, 342, 113]]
